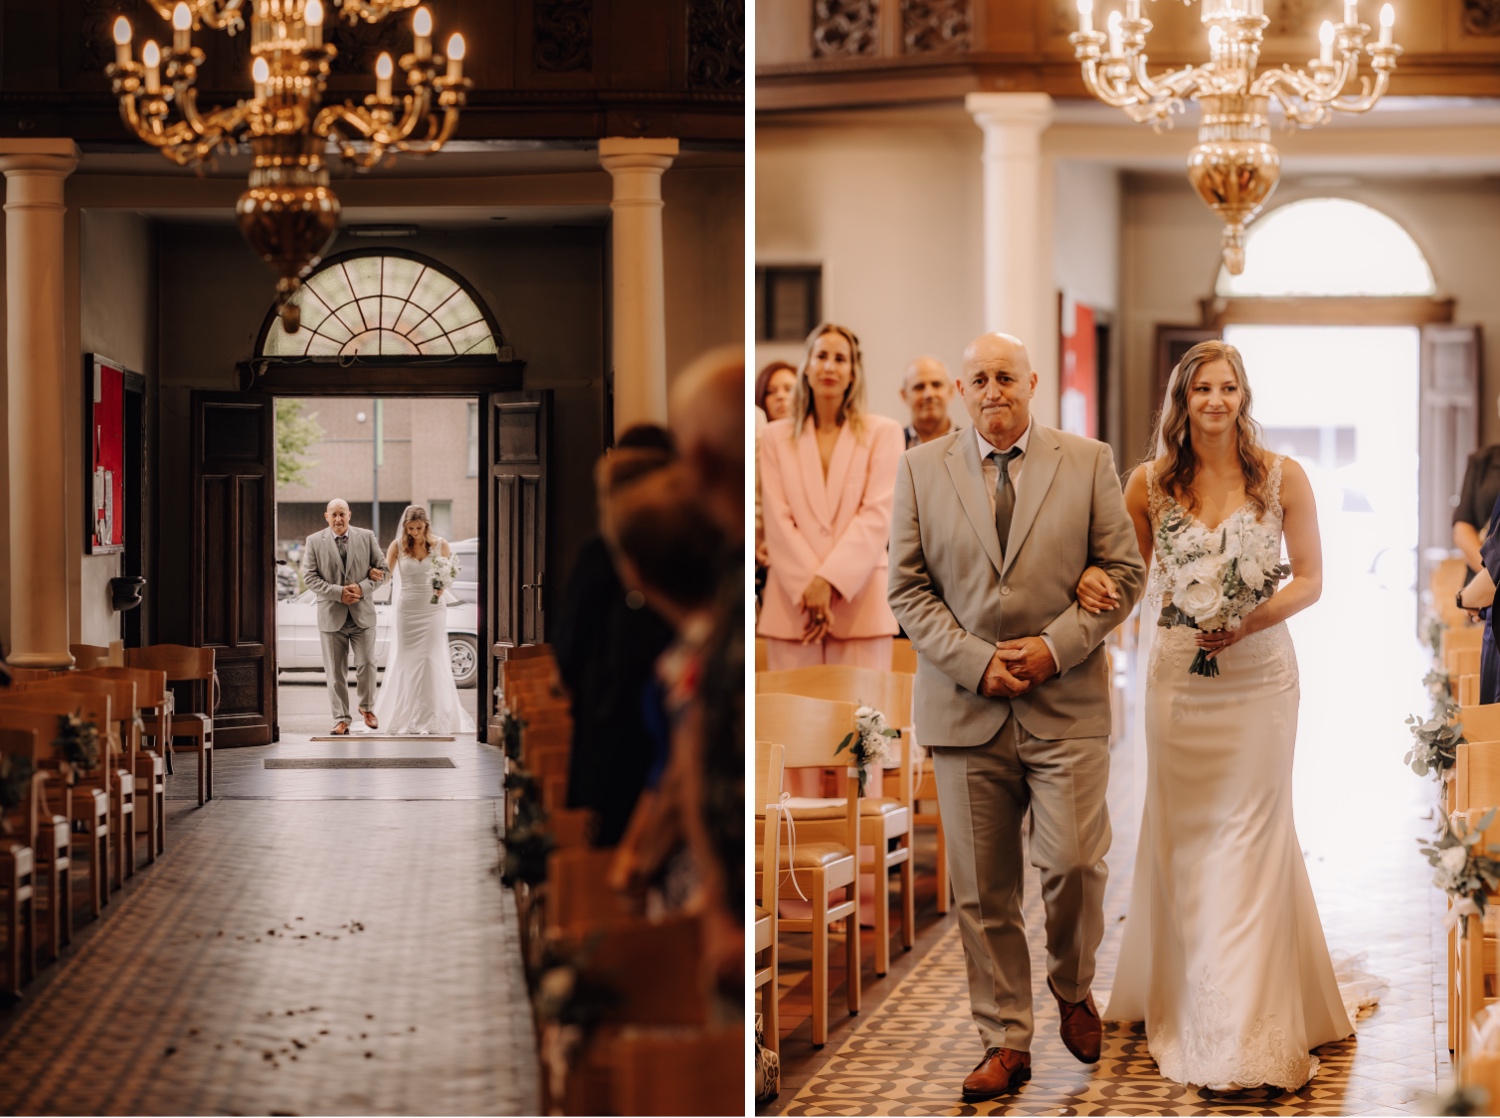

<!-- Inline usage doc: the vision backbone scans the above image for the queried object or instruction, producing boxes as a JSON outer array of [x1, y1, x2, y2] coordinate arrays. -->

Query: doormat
[[264, 757, 457, 769], [307, 735, 457, 742]]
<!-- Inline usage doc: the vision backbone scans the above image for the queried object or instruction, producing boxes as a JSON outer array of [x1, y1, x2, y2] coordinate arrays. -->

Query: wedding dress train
[[372, 552, 476, 736], [1104, 457, 1375, 1090]]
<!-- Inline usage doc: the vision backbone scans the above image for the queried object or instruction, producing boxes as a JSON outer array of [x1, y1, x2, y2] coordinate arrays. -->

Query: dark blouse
[[1455, 445, 1500, 532]]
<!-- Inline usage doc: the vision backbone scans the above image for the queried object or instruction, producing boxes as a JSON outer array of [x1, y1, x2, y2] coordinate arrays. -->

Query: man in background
[[901, 355, 959, 449]]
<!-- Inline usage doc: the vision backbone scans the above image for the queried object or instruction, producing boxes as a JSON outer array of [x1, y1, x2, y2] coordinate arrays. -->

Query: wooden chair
[[69, 643, 121, 670], [1462, 705, 1500, 746], [548, 807, 594, 851], [126, 645, 216, 806], [0, 727, 41, 998], [0, 717, 70, 960], [756, 664, 915, 976], [80, 666, 169, 862], [0, 693, 113, 921], [755, 638, 768, 672], [891, 638, 918, 674], [1451, 647, 1483, 686], [1463, 674, 1483, 708], [754, 740, 784, 1060], [16, 676, 138, 886], [1455, 807, 1500, 1066], [754, 692, 860, 1047], [609, 1028, 745, 1116]]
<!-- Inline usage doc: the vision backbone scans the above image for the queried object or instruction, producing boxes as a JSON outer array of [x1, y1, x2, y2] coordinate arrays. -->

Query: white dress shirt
[[974, 417, 1059, 672]]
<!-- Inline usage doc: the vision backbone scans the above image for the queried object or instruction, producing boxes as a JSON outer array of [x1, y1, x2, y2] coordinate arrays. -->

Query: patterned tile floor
[[763, 585, 1453, 1116], [0, 726, 539, 1116]]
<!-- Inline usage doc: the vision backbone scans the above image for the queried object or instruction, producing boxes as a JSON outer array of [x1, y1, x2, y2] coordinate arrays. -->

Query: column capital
[[0, 138, 80, 178], [964, 92, 1055, 136], [599, 136, 680, 173]]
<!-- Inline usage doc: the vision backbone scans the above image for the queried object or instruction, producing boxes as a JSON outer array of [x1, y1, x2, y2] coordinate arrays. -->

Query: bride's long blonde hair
[[393, 504, 437, 558]]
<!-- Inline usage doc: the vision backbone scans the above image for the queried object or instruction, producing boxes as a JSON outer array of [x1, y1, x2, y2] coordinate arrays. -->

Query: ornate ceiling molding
[[813, 0, 879, 57], [902, 0, 970, 54], [688, 0, 745, 90], [535, 0, 593, 72]]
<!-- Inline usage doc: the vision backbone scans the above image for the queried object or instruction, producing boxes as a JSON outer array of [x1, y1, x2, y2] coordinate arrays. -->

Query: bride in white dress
[[1082, 340, 1364, 1091], [372, 505, 476, 736]]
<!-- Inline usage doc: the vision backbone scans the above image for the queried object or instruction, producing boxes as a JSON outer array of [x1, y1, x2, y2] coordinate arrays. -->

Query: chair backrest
[[1462, 704, 1500, 745], [1456, 740, 1500, 812], [79, 666, 169, 709], [757, 664, 905, 721], [610, 1029, 744, 1117], [755, 741, 784, 913], [892, 637, 918, 674], [548, 847, 636, 935], [126, 643, 214, 682], [17, 675, 136, 726], [753, 692, 858, 771], [9, 667, 62, 683], [1449, 647, 1483, 682], [1447, 626, 1485, 658], [583, 912, 707, 1027], [754, 638, 768, 672], [0, 693, 115, 774], [70, 643, 114, 669], [1462, 674, 1483, 708]]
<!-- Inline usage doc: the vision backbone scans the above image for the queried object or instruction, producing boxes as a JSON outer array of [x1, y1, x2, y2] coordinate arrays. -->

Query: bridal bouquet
[[429, 554, 459, 604], [834, 704, 900, 796], [1418, 809, 1500, 936], [1154, 505, 1291, 678]]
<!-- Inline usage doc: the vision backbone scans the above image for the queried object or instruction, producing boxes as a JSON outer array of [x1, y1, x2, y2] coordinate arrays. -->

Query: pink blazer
[[758, 413, 904, 641]]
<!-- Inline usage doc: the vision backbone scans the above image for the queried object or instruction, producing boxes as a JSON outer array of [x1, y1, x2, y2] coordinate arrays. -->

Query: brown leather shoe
[[961, 1047, 1031, 1101], [361, 710, 378, 730], [1049, 976, 1102, 1063], [331, 722, 350, 736]]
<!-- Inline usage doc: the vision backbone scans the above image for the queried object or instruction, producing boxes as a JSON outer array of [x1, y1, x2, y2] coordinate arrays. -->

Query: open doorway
[[273, 395, 482, 736], [1223, 323, 1426, 844]]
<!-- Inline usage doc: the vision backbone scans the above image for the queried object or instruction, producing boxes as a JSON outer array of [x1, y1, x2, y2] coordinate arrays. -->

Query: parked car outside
[[276, 575, 480, 687], [450, 536, 478, 604]]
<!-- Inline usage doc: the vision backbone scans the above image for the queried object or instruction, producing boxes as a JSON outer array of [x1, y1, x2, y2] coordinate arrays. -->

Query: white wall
[[756, 107, 984, 429]]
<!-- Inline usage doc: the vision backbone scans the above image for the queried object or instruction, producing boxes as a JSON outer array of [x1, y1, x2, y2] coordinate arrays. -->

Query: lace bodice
[[1145, 455, 1286, 611]]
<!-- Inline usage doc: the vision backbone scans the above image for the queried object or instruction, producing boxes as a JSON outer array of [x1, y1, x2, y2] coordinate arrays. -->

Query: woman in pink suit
[[758, 323, 904, 670]]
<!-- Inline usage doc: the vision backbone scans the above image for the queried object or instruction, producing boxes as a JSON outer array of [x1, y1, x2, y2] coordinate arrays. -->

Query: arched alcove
[[1215, 198, 1436, 299], [256, 250, 504, 358]]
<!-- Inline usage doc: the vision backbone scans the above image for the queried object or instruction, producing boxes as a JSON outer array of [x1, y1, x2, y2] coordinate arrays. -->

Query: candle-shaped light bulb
[[446, 32, 465, 80], [1077, 0, 1093, 33], [1106, 9, 1123, 55], [414, 6, 433, 60], [1379, 2, 1394, 44], [113, 16, 132, 66], [1208, 24, 1224, 53], [305, 0, 323, 47], [252, 54, 269, 99], [172, 3, 191, 52], [1343, 0, 1358, 24], [1318, 19, 1334, 62], [143, 39, 160, 92], [1126, 0, 1140, 20], [375, 51, 394, 101]]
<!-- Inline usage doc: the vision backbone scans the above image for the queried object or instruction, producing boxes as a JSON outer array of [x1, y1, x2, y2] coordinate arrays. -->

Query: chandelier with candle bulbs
[[107, 0, 470, 329], [1071, 0, 1401, 274]]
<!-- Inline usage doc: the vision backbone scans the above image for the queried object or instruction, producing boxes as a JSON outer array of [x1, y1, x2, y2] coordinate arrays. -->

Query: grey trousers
[[930, 713, 1111, 1052], [319, 617, 378, 724]]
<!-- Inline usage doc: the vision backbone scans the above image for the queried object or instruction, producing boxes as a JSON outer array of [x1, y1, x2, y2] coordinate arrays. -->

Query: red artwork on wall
[[1060, 296, 1098, 440], [89, 356, 125, 554]]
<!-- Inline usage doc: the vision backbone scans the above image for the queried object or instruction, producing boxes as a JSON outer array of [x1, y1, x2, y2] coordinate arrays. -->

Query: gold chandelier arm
[[1129, 54, 1206, 107], [394, 104, 462, 155], [1323, 67, 1390, 114], [149, 0, 246, 34], [334, 0, 420, 23]]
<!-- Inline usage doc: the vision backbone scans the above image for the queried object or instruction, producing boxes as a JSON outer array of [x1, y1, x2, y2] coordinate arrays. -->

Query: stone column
[[0, 140, 79, 668], [599, 137, 678, 436], [965, 93, 1056, 421]]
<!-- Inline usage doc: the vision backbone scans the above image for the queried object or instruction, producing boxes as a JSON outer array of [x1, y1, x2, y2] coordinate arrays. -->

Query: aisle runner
[[783, 923, 1398, 1117]]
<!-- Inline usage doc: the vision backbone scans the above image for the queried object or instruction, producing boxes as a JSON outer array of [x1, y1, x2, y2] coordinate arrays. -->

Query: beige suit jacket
[[888, 423, 1144, 744]]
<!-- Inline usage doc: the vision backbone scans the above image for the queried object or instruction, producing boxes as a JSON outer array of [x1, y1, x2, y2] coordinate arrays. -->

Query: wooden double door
[[190, 382, 548, 746]]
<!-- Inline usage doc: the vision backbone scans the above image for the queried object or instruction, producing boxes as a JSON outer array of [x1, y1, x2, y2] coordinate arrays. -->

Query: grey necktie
[[335, 532, 348, 569], [992, 447, 1021, 554]]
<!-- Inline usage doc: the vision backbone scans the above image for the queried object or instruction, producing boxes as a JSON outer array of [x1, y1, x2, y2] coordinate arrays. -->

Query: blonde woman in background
[[757, 323, 903, 670]]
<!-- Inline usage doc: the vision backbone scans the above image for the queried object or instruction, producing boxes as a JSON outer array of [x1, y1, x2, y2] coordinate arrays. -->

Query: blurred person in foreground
[[549, 426, 677, 847], [609, 346, 745, 1000]]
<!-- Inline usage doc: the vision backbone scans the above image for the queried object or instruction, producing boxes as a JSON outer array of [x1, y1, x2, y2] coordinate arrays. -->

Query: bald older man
[[888, 332, 1144, 1100], [900, 355, 960, 449], [301, 498, 389, 735]]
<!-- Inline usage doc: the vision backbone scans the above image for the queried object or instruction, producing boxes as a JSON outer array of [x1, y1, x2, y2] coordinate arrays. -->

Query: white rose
[[1175, 525, 1210, 556], [1176, 580, 1225, 626], [1221, 527, 1242, 561], [1238, 553, 1267, 592], [1175, 556, 1222, 595], [1441, 845, 1470, 874]]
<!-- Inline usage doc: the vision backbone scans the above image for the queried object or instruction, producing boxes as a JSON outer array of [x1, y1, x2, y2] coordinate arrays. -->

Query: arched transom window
[[261, 252, 500, 357], [1216, 198, 1436, 298]]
